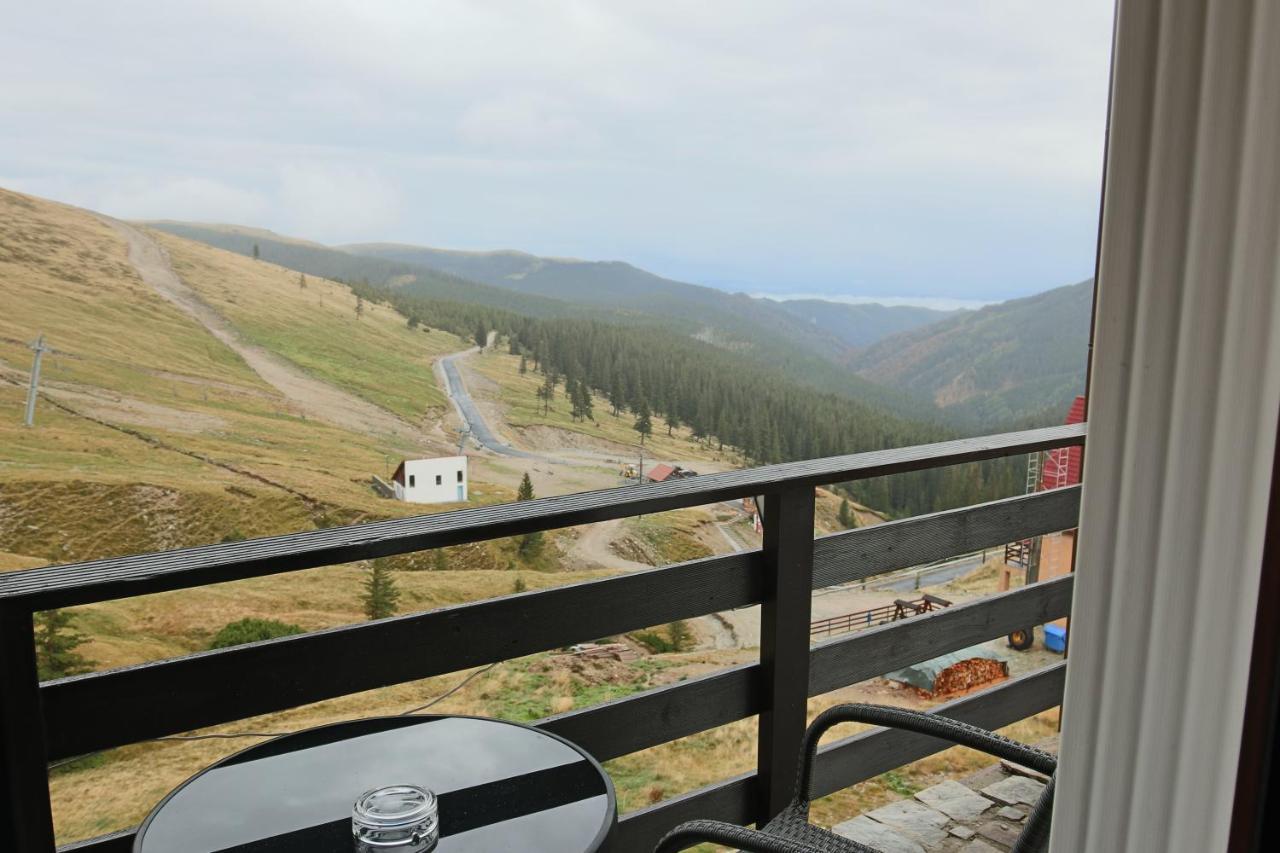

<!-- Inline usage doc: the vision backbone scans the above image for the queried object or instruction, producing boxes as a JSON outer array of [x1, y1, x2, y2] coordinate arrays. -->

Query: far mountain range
[[148, 222, 1092, 430]]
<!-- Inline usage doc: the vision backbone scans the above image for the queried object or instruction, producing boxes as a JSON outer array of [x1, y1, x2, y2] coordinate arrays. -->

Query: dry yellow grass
[[0, 187, 477, 520], [0, 550, 47, 571]]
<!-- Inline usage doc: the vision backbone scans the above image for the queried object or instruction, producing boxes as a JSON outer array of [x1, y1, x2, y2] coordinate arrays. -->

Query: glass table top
[[133, 715, 615, 853]]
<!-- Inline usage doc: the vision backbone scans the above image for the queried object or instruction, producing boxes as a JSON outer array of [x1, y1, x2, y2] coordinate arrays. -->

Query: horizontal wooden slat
[[2, 424, 1084, 609], [610, 664, 1066, 853], [538, 663, 759, 763], [42, 563, 1070, 764], [38, 486, 1079, 762], [54, 600, 1071, 853], [809, 575, 1073, 696], [42, 552, 761, 761], [812, 486, 1080, 589]]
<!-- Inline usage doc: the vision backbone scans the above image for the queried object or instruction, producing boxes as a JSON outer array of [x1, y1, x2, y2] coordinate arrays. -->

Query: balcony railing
[[0, 422, 1085, 852]]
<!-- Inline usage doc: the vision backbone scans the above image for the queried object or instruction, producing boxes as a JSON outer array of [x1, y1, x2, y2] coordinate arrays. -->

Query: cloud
[[96, 178, 270, 224], [0, 1, 1115, 301], [276, 164, 404, 241], [457, 93, 599, 152]]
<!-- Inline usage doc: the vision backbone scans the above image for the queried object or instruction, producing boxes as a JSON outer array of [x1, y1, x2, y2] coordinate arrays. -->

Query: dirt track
[[104, 218, 436, 448], [567, 517, 654, 572]]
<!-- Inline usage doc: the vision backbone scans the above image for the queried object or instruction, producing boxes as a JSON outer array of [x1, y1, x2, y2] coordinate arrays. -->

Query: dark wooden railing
[[0, 423, 1085, 852]]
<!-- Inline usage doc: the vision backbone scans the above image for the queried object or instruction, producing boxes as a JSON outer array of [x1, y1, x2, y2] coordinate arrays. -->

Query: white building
[[392, 456, 468, 503]]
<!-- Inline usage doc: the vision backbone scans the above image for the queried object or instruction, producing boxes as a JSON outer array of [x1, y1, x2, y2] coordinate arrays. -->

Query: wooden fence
[[0, 423, 1086, 852]]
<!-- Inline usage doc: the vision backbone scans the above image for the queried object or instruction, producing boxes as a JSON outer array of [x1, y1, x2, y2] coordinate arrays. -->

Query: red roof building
[[646, 464, 676, 483]]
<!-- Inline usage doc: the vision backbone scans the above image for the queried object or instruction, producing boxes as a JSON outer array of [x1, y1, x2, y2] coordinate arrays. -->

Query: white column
[[1052, 1, 1280, 851]]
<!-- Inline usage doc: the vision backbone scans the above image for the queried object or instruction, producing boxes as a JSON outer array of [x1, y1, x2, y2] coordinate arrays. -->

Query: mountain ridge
[[149, 221, 944, 421], [849, 279, 1093, 427]]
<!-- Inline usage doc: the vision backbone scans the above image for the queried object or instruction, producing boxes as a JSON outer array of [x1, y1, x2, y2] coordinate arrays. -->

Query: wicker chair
[[655, 704, 1057, 853]]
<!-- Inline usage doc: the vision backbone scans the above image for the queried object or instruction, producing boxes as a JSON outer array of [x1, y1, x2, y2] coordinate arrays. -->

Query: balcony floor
[[830, 735, 1057, 852]]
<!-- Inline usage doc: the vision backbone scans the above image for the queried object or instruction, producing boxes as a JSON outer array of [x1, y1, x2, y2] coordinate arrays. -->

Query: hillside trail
[[103, 218, 441, 450]]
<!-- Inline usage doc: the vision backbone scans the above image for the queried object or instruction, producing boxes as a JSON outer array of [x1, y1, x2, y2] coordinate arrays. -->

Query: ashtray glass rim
[[352, 784, 438, 830]]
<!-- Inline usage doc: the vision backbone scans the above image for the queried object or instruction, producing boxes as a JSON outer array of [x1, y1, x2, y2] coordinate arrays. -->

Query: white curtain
[[1053, 1, 1280, 851]]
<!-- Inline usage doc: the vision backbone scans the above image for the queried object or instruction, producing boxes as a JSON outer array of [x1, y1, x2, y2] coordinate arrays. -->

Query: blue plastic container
[[1043, 623, 1067, 653]]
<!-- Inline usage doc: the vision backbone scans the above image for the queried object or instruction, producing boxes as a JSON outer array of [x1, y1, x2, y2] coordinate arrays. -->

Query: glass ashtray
[[352, 784, 439, 852]]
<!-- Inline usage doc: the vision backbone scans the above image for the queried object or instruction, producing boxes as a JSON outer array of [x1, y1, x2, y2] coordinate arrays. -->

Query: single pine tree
[[34, 609, 93, 680], [519, 354, 528, 375], [633, 400, 653, 445], [517, 472, 535, 501], [537, 373, 556, 415], [516, 474, 543, 559], [362, 559, 400, 620], [839, 497, 856, 529]]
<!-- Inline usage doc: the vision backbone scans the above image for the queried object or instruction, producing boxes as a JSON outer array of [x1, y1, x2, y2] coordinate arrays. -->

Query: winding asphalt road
[[439, 352, 541, 459]]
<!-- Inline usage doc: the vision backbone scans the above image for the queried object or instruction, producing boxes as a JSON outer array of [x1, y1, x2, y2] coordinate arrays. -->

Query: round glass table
[[133, 715, 616, 853]]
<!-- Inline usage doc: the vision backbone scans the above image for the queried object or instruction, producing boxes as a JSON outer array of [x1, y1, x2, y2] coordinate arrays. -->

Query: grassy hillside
[[150, 231, 464, 419], [850, 280, 1093, 427], [0, 187, 494, 560]]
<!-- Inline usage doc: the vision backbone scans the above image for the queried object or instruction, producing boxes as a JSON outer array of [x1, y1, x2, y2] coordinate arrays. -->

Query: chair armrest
[[654, 819, 824, 853], [798, 703, 1056, 803]]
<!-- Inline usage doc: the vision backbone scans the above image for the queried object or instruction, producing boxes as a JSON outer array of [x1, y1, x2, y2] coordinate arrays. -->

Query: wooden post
[[0, 604, 55, 851], [755, 485, 816, 824]]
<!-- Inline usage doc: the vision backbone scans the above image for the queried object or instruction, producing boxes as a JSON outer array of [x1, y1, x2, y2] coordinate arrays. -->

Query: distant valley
[[153, 222, 1091, 429]]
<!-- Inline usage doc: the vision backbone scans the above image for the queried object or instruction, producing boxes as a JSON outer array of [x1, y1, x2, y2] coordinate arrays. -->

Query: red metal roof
[[646, 464, 677, 482]]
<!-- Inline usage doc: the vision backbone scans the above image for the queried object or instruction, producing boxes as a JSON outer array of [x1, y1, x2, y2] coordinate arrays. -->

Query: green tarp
[[884, 644, 1008, 691]]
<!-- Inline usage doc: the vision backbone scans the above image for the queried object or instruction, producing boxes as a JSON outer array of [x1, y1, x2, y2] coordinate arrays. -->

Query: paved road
[[439, 352, 541, 459], [872, 553, 985, 593]]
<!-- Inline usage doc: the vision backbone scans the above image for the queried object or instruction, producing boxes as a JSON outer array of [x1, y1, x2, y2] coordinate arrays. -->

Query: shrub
[[209, 618, 303, 650], [632, 621, 694, 654]]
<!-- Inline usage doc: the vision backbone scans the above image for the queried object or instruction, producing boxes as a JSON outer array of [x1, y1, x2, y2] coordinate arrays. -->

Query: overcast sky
[[2, 1, 1114, 304]]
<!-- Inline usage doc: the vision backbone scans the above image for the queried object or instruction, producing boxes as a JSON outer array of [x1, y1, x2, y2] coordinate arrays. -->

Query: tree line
[[346, 282, 1024, 517]]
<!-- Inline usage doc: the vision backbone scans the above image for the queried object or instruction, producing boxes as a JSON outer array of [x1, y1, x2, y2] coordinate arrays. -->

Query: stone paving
[[829, 738, 1056, 852]]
